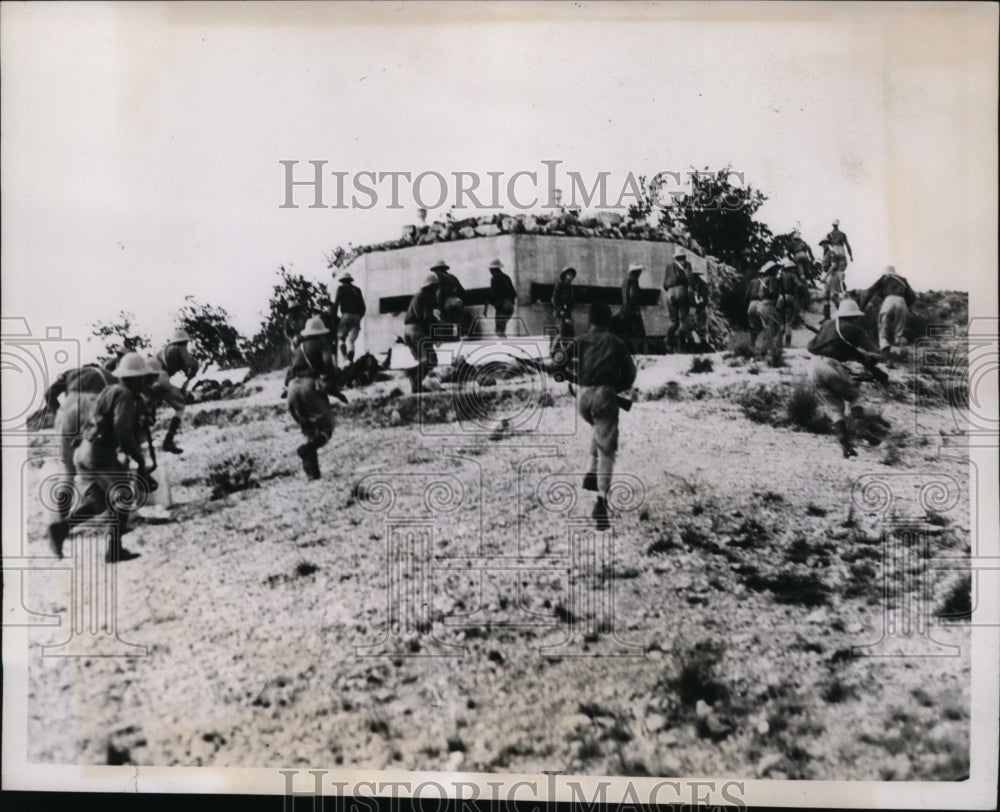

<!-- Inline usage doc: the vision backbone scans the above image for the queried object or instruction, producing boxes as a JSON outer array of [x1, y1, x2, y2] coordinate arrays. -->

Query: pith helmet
[[628, 262, 644, 273], [421, 274, 440, 289], [836, 299, 864, 319], [832, 219, 840, 226], [117, 352, 151, 378], [560, 266, 577, 280], [430, 260, 450, 272], [300, 316, 330, 337], [489, 258, 504, 270], [167, 329, 191, 345], [340, 272, 354, 283], [884, 265, 896, 275]]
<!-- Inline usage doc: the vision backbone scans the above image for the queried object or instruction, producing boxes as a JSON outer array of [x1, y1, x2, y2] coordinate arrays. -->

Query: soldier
[[807, 299, 890, 458], [775, 260, 807, 347], [819, 238, 845, 320], [824, 218, 853, 285], [575, 303, 637, 529], [745, 263, 777, 354], [284, 305, 309, 353], [47, 352, 155, 563], [619, 262, 646, 348], [662, 250, 692, 353], [551, 265, 577, 335], [152, 329, 199, 454], [45, 364, 118, 479], [430, 260, 466, 338], [331, 272, 366, 362], [284, 317, 341, 480], [860, 266, 917, 358], [485, 258, 517, 338], [403, 274, 441, 394], [787, 229, 815, 282], [687, 265, 712, 351]]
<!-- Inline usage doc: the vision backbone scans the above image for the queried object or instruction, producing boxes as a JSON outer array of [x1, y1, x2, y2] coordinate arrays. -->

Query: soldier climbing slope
[[152, 329, 200, 454], [47, 352, 156, 563], [45, 364, 118, 479], [824, 218, 854, 284], [807, 299, 890, 459], [745, 262, 778, 356], [403, 274, 441, 395], [860, 265, 917, 358], [284, 317, 346, 480], [430, 260, 466, 338], [332, 272, 366, 362]]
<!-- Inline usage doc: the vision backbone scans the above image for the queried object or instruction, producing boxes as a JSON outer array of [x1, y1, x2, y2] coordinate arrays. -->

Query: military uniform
[[403, 278, 441, 394], [47, 353, 153, 562], [860, 269, 916, 352], [285, 320, 339, 479], [487, 261, 517, 338], [745, 274, 777, 354], [662, 255, 692, 352], [46, 365, 118, 477], [807, 300, 888, 457], [620, 268, 646, 344], [333, 276, 366, 361]]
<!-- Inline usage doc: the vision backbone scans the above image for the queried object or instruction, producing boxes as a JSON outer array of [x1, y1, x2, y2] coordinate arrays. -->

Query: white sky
[[2, 1, 997, 355]]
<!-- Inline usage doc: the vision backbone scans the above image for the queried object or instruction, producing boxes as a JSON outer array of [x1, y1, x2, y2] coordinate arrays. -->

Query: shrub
[[938, 573, 971, 621], [787, 381, 831, 434], [689, 356, 714, 374], [739, 384, 786, 427], [644, 380, 683, 401], [206, 451, 260, 499], [174, 296, 247, 370], [89, 311, 151, 365], [727, 331, 755, 360]]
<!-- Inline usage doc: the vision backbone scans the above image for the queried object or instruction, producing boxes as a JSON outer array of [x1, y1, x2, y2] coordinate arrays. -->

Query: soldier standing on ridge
[[825, 218, 853, 287], [403, 274, 441, 394], [807, 298, 890, 458], [574, 303, 637, 530], [153, 329, 199, 454], [47, 352, 155, 563], [485, 258, 517, 338], [662, 250, 692, 353], [860, 266, 917, 358], [284, 317, 343, 480], [332, 272, 366, 362]]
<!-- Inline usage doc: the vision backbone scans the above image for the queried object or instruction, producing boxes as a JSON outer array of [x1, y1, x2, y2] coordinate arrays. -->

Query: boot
[[48, 520, 69, 559], [162, 416, 184, 454], [297, 441, 321, 480], [105, 545, 141, 564], [582, 471, 598, 492], [834, 420, 857, 459], [592, 496, 611, 530]]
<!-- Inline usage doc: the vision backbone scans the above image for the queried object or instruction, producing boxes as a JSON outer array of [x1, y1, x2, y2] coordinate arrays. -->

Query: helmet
[[489, 258, 504, 270], [560, 266, 577, 280], [167, 329, 191, 345], [836, 299, 864, 319], [832, 219, 840, 226], [146, 354, 164, 375], [117, 352, 151, 378], [339, 272, 354, 283], [421, 274, 440, 289], [884, 265, 896, 275], [628, 261, 644, 273], [430, 260, 449, 272], [300, 316, 330, 337]]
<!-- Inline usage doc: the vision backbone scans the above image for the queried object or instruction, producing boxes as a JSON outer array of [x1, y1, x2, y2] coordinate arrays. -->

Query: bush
[[89, 311, 151, 365], [727, 331, 755, 360], [174, 296, 247, 370], [787, 381, 831, 434], [689, 356, 714, 374], [739, 383, 786, 427], [206, 451, 260, 499], [244, 266, 331, 374], [938, 573, 972, 622]]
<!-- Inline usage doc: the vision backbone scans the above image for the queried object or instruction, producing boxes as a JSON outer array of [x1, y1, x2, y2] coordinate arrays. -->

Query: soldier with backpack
[[775, 260, 807, 347], [430, 260, 466, 338], [47, 352, 156, 563], [745, 263, 778, 355], [860, 266, 917, 357], [403, 274, 441, 394], [807, 299, 890, 458]]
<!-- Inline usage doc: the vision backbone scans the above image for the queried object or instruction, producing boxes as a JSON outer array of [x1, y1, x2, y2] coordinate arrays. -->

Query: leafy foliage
[[89, 311, 151, 364], [174, 296, 246, 370], [244, 265, 331, 373], [205, 451, 260, 499]]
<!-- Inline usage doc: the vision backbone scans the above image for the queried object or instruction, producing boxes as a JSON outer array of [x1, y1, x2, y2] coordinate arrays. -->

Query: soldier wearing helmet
[[807, 299, 889, 458], [149, 329, 199, 454], [47, 352, 154, 563], [284, 316, 344, 480], [331, 272, 367, 362]]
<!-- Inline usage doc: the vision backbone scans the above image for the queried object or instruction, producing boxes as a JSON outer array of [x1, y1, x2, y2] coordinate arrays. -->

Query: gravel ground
[[24, 345, 972, 780]]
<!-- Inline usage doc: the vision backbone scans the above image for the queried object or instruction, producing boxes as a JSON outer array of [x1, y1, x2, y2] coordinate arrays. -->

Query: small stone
[[645, 713, 668, 733]]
